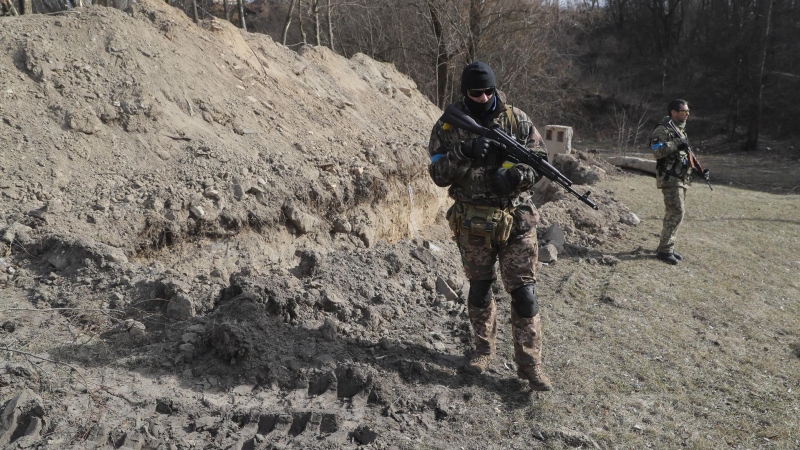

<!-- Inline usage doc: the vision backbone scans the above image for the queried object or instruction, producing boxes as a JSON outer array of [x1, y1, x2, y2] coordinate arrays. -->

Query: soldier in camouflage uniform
[[428, 61, 552, 391], [651, 99, 693, 265]]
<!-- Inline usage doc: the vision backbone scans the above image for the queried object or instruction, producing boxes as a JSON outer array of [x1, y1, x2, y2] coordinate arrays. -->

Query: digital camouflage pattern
[[651, 116, 691, 254], [512, 309, 552, 390], [468, 301, 497, 356], [511, 309, 542, 367], [428, 91, 545, 292], [457, 221, 539, 291], [651, 116, 691, 189], [428, 91, 546, 204], [466, 301, 497, 374], [429, 91, 549, 383], [657, 186, 686, 253]]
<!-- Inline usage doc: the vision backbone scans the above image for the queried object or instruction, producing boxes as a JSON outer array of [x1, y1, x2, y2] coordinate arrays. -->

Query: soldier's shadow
[[360, 338, 540, 408]]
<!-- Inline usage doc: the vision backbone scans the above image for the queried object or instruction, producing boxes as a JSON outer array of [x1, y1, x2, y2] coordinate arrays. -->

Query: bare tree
[[427, 0, 451, 108], [238, 0, 247, 31], [611, 93, 651, 154], [298, 0, 308, 45], [327, 0, 334, 50], [467, 0, 483, 63], [240, 0, 797, 143], [5, 0, 20, 15], [282, 0, 297, 46], [745, 0, 774, 151], [312, 0, 321, 46], [607, 0, 628, 29]]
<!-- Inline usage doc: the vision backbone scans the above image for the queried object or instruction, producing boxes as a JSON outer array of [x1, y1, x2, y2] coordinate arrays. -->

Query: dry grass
[[436, 160, 799, 449], [535, 168, 799, 448]]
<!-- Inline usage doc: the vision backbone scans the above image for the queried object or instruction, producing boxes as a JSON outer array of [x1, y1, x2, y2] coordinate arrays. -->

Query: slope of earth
[[7, 2, 796, 450], [0, 0, 446, 259]]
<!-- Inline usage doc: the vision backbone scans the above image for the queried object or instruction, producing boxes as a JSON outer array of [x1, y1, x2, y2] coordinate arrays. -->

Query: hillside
[[2, 2, 799, 450]]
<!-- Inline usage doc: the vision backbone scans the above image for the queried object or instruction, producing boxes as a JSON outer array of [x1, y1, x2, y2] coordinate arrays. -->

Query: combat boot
[[511, 310, 552, 391], [657, 252, 679, 265], [465, 301, 497, 374], [516, 364, 552, 392]]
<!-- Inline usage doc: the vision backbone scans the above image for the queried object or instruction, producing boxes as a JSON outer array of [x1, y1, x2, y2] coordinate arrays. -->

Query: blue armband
[[651, 142, 664, 151], [430, 153, 445, 163]]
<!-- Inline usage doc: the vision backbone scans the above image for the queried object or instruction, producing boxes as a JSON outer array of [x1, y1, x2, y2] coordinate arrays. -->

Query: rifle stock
[[440, 105, 599, 210], [665, 121, 713, 190]]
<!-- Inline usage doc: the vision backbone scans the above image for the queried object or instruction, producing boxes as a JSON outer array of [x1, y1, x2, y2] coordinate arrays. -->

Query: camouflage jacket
[[427, 92, 546, 206], [651, 116, 690, 188]]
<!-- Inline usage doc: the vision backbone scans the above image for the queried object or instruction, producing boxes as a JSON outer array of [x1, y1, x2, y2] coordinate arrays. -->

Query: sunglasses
[[467, 88, 495, 98]]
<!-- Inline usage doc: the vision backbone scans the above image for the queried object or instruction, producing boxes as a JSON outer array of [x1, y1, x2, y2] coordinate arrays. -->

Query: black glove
[[462, 137, 504, 160], [676, 136, 690, 150], [702, 168, 710, 181], [491, 168, 521, 196]]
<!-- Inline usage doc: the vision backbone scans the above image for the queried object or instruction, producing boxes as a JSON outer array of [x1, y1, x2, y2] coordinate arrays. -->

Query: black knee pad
[[511, 284, 538, 318], [468, 280, 494, 308]]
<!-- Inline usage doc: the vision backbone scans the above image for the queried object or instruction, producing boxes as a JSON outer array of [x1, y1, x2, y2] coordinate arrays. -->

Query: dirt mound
[[1, 0, 444, 256], [0, 2, 635, 448]]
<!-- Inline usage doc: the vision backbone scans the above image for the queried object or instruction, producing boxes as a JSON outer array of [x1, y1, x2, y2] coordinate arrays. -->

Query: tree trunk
[[427, 0, 449, 108], [605, 156, 657, 174], [191, 0, 198, 24], [395, 4, 408, 72], [612, 0, 626, 29], [223, 0, 229, 23], [7, 0, 20, 15], [312, 0, 320, 46], [21, 0, 30, 14], [326, 0, 333, 50], [467, 0, 483, 62], [238, 0, 247, 31], [745, 0, 773, 152], [282, 0, 297, 45], [298, 0, 307, 45]]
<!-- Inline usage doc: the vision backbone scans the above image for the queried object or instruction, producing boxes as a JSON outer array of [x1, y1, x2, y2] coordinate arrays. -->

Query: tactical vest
[[452, 104, 518, 196], [447, 104, 520, 247], [654, 123, 689, 181]]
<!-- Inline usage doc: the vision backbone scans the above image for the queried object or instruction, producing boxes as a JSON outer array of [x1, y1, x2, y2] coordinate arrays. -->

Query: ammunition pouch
[[656, 151, 688, 181], [447, 202, 515, 248]]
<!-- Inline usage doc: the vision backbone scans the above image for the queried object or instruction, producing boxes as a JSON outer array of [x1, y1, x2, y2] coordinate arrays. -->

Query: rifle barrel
[[440, 105, 599, 210], [665, 120, 713, 190]]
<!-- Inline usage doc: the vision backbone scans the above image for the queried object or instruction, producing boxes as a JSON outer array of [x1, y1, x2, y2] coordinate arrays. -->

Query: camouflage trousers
[[468, 301, 497, 356], [457, 230, 538, 292], [511, 309, 543, 367], [658, 186, 686, 253], [468, 301, 544, 367], [455, 201, 542, 366]]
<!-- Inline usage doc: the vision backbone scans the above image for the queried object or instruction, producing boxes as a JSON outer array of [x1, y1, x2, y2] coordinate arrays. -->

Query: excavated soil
[[0, 2, 635, 449]]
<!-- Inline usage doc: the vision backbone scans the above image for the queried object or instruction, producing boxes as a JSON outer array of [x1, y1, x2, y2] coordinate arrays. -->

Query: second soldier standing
[[427, 61, 552, 391], [651, 99, 695, 265]]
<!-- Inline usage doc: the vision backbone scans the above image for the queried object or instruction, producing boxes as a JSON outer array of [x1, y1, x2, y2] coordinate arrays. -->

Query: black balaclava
[[460, 61, 497, 116]]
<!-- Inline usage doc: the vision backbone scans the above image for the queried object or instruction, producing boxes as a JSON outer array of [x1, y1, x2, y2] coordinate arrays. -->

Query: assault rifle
[[666, 120, 713, 190], [440, 104, 599, 210]]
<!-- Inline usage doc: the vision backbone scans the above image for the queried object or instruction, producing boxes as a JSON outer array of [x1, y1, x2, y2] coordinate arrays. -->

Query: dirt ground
[[2, 2, 799, 450]]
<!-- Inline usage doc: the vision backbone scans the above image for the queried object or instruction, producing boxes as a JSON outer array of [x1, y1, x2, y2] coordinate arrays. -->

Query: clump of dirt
[[0, 2, 635, 448]]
